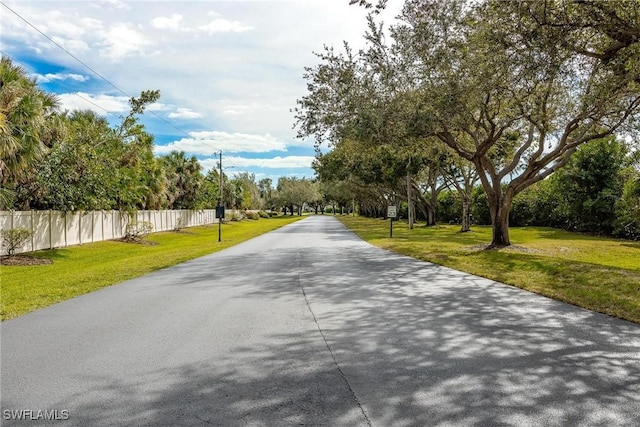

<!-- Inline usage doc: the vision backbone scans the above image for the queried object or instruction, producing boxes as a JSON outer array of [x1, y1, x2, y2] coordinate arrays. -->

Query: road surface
[[2, 216, 639, 426]]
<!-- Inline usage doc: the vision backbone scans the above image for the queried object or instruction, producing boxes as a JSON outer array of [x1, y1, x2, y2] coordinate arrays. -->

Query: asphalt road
[[2, 215, 639, 426]]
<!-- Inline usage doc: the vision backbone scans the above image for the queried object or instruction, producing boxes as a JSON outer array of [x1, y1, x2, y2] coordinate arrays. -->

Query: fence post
[[49, 210, 53, 249], [31, 210, 35, 252]]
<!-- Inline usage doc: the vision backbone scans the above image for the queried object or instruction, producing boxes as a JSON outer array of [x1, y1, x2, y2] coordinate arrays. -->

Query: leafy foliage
[[296, 0, 640, 245], [276, 177, 319, 215], [1, 56, 61, 209]]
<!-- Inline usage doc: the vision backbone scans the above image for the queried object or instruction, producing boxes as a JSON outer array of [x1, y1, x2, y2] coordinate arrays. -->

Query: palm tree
[[159, 151, 203, 209], [0, 56, 60, 208]]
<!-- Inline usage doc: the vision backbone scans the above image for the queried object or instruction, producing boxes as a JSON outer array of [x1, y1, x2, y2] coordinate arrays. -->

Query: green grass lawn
[[338, 216, 640, 324], [1, 216, 304, 320]]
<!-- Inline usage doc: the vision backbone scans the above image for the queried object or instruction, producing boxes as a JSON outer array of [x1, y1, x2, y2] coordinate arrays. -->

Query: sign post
[[387, 205, 397, 238], [215, 205, 225, 242]]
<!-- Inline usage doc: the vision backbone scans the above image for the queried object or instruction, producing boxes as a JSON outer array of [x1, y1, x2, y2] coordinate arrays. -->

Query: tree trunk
[[460, 196, 471, 232], [488, 194, 512, 247], [407, 171, 414, 229], [426, 208, 436, 226]]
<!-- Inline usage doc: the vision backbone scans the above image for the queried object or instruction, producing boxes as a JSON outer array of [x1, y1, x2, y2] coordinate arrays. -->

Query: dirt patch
[[171, 229, 195, 235], [1, 255, 53, 266], [116, 238, 159, 246], [465, 244, 543, 254]]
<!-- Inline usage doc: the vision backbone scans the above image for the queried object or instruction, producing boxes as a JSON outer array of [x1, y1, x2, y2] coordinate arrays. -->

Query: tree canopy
[[297, 0, 640, 246]]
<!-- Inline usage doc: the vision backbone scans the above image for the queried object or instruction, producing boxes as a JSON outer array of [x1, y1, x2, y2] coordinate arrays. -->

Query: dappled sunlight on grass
[[338, 216, 640, 323]]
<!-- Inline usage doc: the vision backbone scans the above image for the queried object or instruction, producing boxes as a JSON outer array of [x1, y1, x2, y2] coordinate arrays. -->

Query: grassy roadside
[[1, 216, 304, 320], [337, 216, 640, 324]]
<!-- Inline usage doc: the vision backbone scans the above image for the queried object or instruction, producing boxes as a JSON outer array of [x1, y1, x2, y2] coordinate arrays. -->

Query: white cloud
[[199, 156, 314, 172], [50, 35, 91, 54], [198, 18, 253, 34], [168, 108, 203, 119], [3, 0, 403, 179], [147, 102, 170, 112], [98, 0, 130, 10], [99, 23, 152, 61], [35, 73, 90, 83], [223, 156, 315, 169], [57, 92, 129, 114], [155, 131, 286, 155], [220, 102, 274, 116], [152, 14, 183, 31]]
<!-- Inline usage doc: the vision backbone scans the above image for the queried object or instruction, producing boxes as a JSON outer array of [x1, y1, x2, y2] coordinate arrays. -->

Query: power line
[[1, 50, 115, 116], [0, 1, 193, 139], [0, 2, 130, 98]]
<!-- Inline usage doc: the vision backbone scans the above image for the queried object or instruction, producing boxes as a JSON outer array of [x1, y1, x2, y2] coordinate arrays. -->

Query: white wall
[[0, 210, 219, 255]]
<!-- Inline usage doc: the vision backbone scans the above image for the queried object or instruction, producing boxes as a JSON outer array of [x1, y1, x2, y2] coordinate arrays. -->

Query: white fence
[[0, 210, 218, 255]]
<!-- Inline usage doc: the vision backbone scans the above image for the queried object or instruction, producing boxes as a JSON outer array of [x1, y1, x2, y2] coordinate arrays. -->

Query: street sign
[[215, 206, 225, 219], [216, 205, 225, 242], [387, 205, 397, 238]]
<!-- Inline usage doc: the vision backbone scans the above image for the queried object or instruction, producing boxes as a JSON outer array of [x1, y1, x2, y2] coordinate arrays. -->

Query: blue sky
[[1, 0, 401, 182]]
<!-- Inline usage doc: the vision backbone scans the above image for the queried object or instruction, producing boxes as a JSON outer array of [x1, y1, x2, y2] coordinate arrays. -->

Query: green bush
[[471, 187, 491, 225], [226, 211, 244, 222], [1, 228, 33, 255], [614, 174, 640, 240], [258, 210, 270, 218], [437, 190, 462, 224], [245, 211, 260, 220]]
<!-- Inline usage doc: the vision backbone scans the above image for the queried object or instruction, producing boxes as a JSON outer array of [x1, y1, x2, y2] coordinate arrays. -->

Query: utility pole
[[407, 159, 414, 229], [218, 151, 223, 242]]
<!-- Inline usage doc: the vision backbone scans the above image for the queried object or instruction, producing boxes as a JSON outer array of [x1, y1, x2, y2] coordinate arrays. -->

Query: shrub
[[225, 211, 244, 222], [124, 221, 154, 242], [437, 190, 462, 224], [269, 211, 279, 217], [1, 228, 33, 256], [245, 211, 260, 220], [174, 217, 187, 231], [258, 210, 270, 218]]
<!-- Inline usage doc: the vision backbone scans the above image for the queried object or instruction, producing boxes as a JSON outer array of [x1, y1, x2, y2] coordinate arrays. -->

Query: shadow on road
[[6, 217, 639, 426]]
